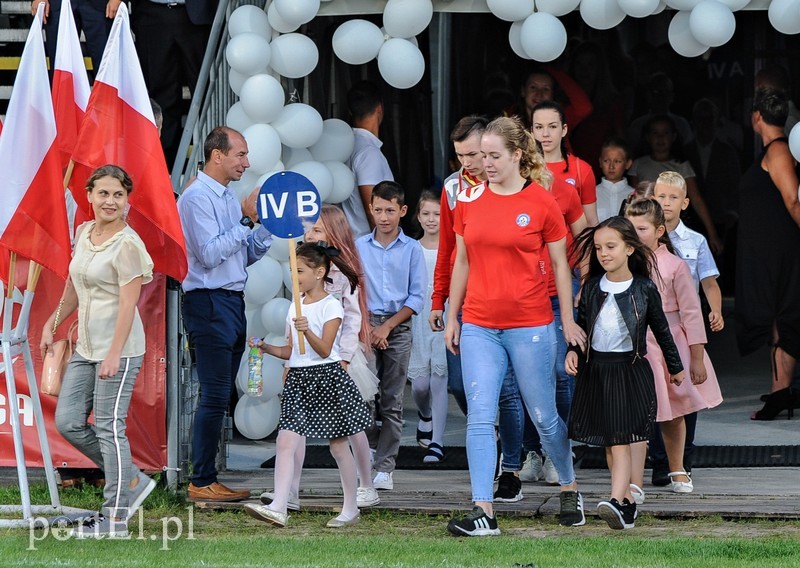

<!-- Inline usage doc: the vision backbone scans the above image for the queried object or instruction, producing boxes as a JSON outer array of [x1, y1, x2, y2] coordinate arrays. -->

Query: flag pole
[[27, 261, 42, 294], [288, 237, 306, 355], [63, 159, 75, 190], [6, 252, 16, 299]]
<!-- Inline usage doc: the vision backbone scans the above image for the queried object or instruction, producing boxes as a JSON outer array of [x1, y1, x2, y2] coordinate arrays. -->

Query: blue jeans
[[183, 289, 246, 487], [523, 293, 577, 454], [460, 322, 575, 502], [497, 367, 524, 471], [446, 312, 468, 415]]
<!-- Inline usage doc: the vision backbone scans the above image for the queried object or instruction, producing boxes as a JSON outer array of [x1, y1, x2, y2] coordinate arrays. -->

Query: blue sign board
[[257, 171, 321, 238]]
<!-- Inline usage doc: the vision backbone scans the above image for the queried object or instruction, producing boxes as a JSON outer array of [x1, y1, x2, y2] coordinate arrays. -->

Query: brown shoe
[[188, 482, 250, 502]]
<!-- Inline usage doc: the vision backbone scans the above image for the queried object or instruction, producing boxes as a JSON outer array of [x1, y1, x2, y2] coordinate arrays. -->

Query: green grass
[[1, 484, 798, 567]]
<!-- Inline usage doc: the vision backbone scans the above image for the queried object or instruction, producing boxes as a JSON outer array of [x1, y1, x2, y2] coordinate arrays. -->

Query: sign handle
[[288, 238, 306, 355]]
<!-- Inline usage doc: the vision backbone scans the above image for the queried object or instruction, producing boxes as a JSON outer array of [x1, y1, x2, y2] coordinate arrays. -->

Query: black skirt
[[279, 362, 373, 439], [569, 350, 656, 447]]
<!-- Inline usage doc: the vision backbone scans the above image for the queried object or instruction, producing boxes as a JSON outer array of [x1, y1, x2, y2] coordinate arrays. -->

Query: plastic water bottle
[[247, 343, 263, 397]]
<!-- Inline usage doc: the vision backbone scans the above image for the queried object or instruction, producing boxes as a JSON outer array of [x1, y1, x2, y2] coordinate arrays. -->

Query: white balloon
[[508, 21, 531, 60], [378, 38, 425, 89], [383, 0, 433, 39], [246, 307, 269, 338], [717, 0, 750, 9], [228, 170, 260, 201], [291, 160, 333, 203], [520, 13, 567, 63], [269, 33, 319, 79], [309, 119, 356, 163], [668, 11, 708, 58], [226, 101, 254, 133], [332, 19, 385, 65], [225, 33, 271, 75], [274, 0, 319, 27], [268, 237, 292, 261], [580, 0, 625, 30], [282, 146, 314, 169], [245, 256, 284, 305], [240, 74, 285, 124], [653, 0, 668, 14], [281, 261, 293, 291], [271, 103, 324, 149], [789, 123, 800, 162], [665, 0, 700, 8], [267, 2, 299, 34], [229, 69, 248, 96], [618, 0, 661, 18], [261, 297, 292, 336], [234, 395, 280, 440], [266, 332, 289, 347], [768, 0, 800, 36], [689, 1, 735, 47], [242, 123, 282, 174], [324, 161, 356, 204], [535, 0, 581, 16], [487, 0, 534, 22], [229, 5, 272, 39]]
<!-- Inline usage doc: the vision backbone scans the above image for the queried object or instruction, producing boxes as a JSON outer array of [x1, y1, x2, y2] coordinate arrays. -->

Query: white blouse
[[70, 222, 154, 361], [591, 275, 633, 353]]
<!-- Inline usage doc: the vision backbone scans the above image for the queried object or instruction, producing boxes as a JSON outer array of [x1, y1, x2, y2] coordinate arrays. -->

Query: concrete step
[[1, 1, 30, 14]]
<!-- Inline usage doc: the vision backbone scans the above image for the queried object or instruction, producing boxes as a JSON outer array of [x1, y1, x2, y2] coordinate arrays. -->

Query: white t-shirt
[[628, 155, 695, 183], [342, 128, 394, 238], [286, 294, 344, 367], [591, 275, 633, 353]]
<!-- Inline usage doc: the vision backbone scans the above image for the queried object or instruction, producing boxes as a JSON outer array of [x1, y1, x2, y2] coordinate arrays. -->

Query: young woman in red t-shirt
[[532, 100, 599, 226], [444, 116, 587, 537]]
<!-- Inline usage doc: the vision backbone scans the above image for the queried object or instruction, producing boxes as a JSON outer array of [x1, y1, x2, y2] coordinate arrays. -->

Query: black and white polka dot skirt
[[279, 362, 373, 439]]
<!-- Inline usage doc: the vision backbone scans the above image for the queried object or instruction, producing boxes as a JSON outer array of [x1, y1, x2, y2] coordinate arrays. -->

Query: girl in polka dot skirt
[[244, 242, 372, 529]]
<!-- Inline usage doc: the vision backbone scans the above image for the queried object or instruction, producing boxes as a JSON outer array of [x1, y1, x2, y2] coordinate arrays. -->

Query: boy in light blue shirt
[[355, 181, 427, 492]]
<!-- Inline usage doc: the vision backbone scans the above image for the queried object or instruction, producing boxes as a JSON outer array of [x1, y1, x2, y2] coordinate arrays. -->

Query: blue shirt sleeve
[[695, 237, 720, 281], [179, 191, 250, 270], [404, 241, 428, 315], [246, 224, 273, 266]]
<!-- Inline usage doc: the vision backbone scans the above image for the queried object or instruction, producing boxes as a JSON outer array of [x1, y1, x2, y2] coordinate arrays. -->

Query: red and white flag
[[51, 0, 90, 170], [69, 3, 187, 281], [0, 5, 70, 281]]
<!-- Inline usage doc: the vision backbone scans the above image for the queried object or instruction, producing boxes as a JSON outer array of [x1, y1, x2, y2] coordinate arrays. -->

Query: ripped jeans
[[460, 322, 575, 502]]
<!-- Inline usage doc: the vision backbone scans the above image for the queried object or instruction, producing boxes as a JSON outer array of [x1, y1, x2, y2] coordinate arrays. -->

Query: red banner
[[0, 259, 167, 471]]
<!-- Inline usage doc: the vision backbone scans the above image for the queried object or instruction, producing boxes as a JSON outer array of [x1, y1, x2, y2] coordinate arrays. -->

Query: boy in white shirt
[[596, 138, 635, 222]]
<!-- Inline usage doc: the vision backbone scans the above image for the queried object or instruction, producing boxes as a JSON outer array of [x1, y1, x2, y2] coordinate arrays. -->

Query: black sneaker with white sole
[[558, 490, 586, 526], [597, 498, 636, 530], [447, 506, 500, 537], [493, 471, 523, 502]]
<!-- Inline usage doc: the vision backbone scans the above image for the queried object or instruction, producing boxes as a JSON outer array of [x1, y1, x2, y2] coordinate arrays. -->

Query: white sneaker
[[373, 471, 393, 490], [542, 456, 559, 485], [260, 490, 300, 511], [356, 486, 381, 507], [519, 451, 543, 482]]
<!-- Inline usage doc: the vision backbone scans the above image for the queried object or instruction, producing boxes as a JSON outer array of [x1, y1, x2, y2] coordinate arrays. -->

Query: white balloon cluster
[[225, 3, 359, 439], [331, 0, 431, 89]]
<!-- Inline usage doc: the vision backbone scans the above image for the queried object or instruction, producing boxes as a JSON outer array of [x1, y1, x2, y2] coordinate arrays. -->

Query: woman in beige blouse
[[40, 165, 156, 539]]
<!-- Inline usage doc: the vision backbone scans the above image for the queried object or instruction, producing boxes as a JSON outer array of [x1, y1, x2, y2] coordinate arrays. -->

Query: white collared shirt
[[596, 178, 635, 222], [668, 220, 719, 291]]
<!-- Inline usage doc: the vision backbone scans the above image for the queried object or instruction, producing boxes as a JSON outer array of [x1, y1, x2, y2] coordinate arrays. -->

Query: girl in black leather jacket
[[565, 216, 684, 529]]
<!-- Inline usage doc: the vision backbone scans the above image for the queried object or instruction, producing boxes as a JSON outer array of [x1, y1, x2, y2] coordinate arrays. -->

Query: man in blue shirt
[[356, 181, 426, 491], [178, 126, 271, 502]]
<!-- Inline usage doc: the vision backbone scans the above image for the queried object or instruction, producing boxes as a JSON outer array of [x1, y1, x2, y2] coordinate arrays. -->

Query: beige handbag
[[41, 321, 78, 396]]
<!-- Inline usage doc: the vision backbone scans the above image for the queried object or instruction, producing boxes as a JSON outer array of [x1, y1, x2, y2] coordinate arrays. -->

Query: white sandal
[[629, 483, 645, 505], [668, 471, 693, 493]]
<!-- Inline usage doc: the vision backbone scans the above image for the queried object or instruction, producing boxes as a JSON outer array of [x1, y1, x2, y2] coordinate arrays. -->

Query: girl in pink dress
[[626, 198, 722, 495]]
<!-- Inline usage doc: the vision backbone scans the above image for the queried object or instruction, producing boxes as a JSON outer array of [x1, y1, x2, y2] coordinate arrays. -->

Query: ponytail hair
[[531, 100, 570, 173], [571, 216, 656, 284], [624, 198, 674, 254], [485, 115, 553, 189], [295, 241, 360, 294]]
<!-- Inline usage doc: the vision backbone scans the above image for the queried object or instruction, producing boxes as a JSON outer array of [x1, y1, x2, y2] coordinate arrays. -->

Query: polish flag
[[51, 0, 90, 170], [0, 6, 70, 281], [69, 4, 187, 281]]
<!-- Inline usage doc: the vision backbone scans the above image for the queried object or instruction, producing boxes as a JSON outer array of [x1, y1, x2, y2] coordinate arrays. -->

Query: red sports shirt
[[547, 154, 597, 206]]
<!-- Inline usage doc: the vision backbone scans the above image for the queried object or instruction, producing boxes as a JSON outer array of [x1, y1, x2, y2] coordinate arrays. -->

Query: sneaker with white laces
[[558, 490, 586, 527], [542, 456, 559, 485], [519, 451, 543, 482], [356, 486, 380, 507], [373, 471, 393, 490], [259, 490, 300, 511], [493, 471, 523, 502], [125, 472, 156, 522], [72, 514, 129, 539], [447, 506, 500, 537]]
